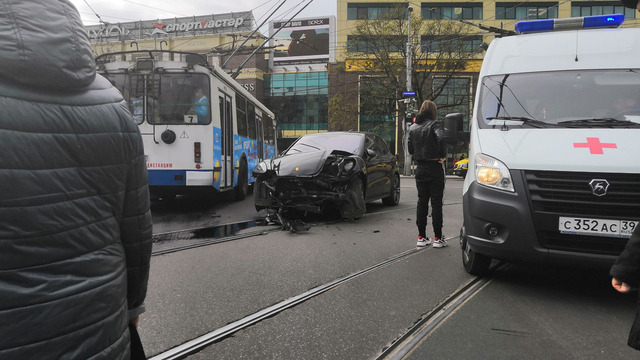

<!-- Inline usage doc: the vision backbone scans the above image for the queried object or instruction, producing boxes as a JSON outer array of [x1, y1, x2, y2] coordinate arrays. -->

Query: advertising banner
[[270, 17, 335, 71], [84, 12, 254, 42]]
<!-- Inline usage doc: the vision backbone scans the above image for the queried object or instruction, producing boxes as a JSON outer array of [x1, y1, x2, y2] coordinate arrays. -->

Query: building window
[[347, 2, 409, 20], [433, 77, 471, 128], [422, 35, 484, 53], [347, 35, 405, 53], [359, 76, 397, 152], [570, 2, 635, 18], [264, 72, 329, 137], [496, 2, 558, 19], [422, 3, 483, 20]]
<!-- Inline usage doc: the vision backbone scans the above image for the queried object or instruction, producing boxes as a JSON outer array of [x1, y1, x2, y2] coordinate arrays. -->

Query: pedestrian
[[408, 100, 447, 249], [611, 227, 640, 350], [610, 0, 640, 351], [0, 1, 152, 359]]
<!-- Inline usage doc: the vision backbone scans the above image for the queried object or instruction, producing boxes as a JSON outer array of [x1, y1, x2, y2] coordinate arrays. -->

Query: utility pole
[[403, 5, 414, 176]]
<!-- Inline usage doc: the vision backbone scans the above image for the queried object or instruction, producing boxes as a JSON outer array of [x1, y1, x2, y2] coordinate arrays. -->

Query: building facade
[[335, 0, 637, 168], [265, 16, 336, 149]]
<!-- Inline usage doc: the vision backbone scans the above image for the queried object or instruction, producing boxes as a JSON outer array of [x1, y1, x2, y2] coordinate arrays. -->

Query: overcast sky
[[69, 0, 337, 30]]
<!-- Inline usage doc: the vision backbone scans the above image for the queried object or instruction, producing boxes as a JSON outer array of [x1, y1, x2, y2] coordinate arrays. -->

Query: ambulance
[[444, 14, 640, 275]]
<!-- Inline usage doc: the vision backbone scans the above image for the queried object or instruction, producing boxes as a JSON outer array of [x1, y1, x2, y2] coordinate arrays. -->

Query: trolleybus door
[[257, 115, 264, 160], [219, 93, 234, 188]]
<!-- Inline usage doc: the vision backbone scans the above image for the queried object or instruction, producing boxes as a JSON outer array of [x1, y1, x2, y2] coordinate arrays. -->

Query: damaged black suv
[[253, 131, 400, 220]]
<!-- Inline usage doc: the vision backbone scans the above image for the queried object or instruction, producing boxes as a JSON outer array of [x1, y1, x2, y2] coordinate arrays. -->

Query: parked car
[[453, 158, 468, 178], [253, 131, 400, 220]]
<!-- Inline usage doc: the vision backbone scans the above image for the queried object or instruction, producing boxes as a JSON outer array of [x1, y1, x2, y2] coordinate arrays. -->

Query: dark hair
[[419, 100, 437, 120]]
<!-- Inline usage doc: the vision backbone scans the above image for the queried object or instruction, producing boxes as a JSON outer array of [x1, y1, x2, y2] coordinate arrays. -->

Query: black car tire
[[382, 173, 400, 206], [342, 177, 366, 220], [235, 159, 249, 201], [461, 227, 491, 275]]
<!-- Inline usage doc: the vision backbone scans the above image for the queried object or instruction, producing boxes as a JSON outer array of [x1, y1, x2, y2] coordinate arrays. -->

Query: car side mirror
[[444, 113, 470, 144]]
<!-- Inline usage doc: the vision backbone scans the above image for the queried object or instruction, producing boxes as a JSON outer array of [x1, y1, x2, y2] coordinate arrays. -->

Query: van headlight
[[475, 153, 514, 192]]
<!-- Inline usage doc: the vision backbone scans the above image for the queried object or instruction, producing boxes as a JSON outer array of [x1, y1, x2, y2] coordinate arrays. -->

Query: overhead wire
[[122, 0, 189, 17]]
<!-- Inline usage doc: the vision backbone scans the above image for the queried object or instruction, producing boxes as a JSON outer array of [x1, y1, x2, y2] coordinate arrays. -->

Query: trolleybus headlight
[[475, 153, 514, 192]]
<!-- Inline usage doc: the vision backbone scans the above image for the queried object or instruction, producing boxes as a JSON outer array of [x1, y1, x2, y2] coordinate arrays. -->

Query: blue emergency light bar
[[515, 14, 624, 34]]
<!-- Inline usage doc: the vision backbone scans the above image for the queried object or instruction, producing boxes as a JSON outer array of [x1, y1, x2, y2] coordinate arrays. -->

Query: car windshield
[[285, 133, 363, 155], [478, 70, 640, 129]]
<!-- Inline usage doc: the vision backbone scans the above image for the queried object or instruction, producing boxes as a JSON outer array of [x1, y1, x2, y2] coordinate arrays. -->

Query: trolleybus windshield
[[104, 72, 211, 125]]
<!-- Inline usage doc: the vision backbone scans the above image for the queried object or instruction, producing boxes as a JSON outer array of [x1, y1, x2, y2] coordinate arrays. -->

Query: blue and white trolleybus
[[97, 50, 277, 201]]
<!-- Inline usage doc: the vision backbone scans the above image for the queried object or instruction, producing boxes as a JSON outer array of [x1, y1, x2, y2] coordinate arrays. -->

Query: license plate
[[559, 217, 638, 238]]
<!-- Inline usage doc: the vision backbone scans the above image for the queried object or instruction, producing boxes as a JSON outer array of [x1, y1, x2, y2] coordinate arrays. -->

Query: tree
[[344, 5, 478, 115]]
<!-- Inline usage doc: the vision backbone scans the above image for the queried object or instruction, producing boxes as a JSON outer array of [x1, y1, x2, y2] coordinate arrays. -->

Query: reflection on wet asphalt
[[153, 221, 257, 243]]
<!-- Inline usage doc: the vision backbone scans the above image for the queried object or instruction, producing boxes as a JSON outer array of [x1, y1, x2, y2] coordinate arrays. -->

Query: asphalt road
[[140, 176, 637, 359]]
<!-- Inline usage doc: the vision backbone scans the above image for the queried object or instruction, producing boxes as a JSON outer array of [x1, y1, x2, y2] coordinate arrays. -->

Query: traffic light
[[403, 98, 417, 123], [405, 111, 415, 123]]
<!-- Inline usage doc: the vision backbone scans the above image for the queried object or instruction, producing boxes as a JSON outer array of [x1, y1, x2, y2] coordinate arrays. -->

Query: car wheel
[[342, 177, 366, 220], [461, 227, 491, 275], [235, 159, 249, 201], [382, 173, 400, 206]]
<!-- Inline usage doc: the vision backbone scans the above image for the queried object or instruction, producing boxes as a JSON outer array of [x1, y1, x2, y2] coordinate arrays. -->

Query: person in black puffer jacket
[[408, 100, 447, 249], [0, 1, 152, 359], [606, 0, 640, 351]]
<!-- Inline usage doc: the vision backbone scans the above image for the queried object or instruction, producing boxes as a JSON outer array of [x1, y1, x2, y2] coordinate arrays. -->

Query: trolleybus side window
[[247, 103, 256, 139], [236, 95, 248, 137]]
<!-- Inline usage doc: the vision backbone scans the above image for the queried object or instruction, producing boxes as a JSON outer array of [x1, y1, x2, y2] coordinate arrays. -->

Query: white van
[[444, 14, 640, 275]]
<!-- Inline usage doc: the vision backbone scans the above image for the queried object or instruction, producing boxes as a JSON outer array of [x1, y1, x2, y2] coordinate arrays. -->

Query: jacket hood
[[0, 0, 96, 89]]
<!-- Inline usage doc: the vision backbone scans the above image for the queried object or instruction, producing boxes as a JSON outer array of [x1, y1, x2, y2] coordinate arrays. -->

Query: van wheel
[[461, 227, 491, 276], [235, 159, 249, 201]]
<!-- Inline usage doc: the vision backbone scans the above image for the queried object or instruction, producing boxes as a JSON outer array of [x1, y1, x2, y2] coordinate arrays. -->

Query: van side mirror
[[443, 113, 470, 144]]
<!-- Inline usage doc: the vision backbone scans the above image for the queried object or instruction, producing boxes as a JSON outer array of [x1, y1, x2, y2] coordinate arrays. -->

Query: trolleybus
[[97, 50, 277, 201]]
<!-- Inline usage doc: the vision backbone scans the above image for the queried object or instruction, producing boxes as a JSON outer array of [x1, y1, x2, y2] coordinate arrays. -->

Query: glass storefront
[[264, 72, 329, 143], [359, 76, 397, 154]]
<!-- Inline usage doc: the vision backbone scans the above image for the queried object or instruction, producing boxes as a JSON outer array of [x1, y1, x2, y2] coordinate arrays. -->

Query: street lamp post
[[403, 5, 414, 176]]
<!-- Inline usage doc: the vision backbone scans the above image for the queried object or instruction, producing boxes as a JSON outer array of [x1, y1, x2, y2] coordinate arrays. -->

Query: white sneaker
[[417, 236, 432, 248], [432, 237, 448, 248]]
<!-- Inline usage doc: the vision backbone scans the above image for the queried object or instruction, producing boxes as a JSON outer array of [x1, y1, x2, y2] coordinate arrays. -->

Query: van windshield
[[478, 70, 640, 129]]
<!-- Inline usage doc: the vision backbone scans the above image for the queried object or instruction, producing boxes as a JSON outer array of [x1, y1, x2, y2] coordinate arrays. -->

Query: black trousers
[[415, 161, 445, 239]]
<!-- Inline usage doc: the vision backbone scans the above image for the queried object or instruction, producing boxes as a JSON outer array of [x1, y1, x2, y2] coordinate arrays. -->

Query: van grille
[[524, 170, 640, 255]]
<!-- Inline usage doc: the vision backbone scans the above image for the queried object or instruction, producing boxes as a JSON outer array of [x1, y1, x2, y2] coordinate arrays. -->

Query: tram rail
[[147, 234, 491, 360]]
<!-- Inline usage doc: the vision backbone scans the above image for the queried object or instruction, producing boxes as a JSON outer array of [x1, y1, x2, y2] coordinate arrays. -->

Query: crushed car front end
[[253, 150, 366, 218]]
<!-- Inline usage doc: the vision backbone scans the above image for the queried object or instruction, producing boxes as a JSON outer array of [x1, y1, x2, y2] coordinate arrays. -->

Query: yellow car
[[453, 158, 468, 178]]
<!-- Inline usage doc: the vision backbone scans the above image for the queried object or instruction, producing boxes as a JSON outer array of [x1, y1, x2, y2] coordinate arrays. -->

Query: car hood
[[477, 129, 640, 173], [262, 149, 332, 176]]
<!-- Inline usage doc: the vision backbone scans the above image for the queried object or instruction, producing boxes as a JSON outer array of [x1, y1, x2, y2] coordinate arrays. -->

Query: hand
[[130, 316, 140, 328], [438, 158, 446, 164], [612, 278, 633, 293]]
